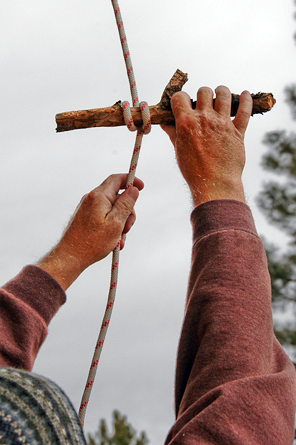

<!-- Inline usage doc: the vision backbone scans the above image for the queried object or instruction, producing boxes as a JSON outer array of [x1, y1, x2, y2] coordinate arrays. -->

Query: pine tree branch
[[55, 70, 276, 132]]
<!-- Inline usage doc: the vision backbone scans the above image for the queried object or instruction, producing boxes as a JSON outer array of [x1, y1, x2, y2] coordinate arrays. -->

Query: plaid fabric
[[0, 368, 86, 444]]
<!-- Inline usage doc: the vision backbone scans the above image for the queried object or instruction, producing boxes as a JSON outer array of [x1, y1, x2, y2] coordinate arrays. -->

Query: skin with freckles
[[161, 86, 253, 207], [37, 174, 144, 290]]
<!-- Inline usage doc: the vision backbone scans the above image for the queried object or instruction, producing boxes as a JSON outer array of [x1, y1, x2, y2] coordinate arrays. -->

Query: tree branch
[[55, 69, 276, 132]]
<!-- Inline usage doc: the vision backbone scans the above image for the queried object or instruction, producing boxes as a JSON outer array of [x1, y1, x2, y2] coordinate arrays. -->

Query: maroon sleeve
[[0, 265, 66, 371], [165, 200, 296, 444]]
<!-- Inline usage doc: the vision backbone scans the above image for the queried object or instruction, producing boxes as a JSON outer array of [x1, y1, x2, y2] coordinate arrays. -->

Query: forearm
[[0, 266, 66, 370], [175, 200, 274, 413], [167, 200, 296, 444]]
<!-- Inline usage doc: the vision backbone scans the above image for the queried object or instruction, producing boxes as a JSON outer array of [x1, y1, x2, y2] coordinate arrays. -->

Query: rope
[[78, 0, 151, 426]]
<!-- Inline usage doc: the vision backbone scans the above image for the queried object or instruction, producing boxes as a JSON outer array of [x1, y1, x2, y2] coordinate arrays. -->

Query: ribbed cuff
[[191, 200, 258, 245], [2, 265, 66, 326]]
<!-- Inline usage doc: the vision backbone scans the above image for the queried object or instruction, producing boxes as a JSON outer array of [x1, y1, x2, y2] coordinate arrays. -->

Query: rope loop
[[122, 100, 151, 135], [122, 101, 137, 131], [139, 101, 151, 135]]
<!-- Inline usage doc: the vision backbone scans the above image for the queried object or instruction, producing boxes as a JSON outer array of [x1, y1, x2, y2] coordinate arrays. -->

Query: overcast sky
[[1, 0, 296, 443]]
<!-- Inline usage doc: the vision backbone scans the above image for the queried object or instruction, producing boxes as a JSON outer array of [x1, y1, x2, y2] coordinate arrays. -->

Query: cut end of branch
[[230, 92, 276, 116], [159, 69, 188, 109]]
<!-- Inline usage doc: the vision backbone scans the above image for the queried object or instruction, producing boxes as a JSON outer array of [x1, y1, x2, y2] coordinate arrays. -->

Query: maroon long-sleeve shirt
[[0, 200, 295, 443]]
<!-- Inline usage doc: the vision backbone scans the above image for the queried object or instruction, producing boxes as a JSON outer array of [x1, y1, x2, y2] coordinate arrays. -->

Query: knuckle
[[108, 173, 118, 182], [79, 193, 88, 205], [80, 190, 103, 220], [83, 190, 98, 206]]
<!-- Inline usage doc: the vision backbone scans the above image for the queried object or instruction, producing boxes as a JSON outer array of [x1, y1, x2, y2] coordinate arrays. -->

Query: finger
[[214, 86, 232, 116], [122, 209, 136, 234], [111, 186, 139, 221], [120, 233, 126, 250], [233, 91, 253, 135], [97, 174, 127, 205], [195, 87, 214, 111], [113, 174, 144, 192], [132, 177, 145, 191], [170, 91, 193, 120], [99, 174, 144, 204]]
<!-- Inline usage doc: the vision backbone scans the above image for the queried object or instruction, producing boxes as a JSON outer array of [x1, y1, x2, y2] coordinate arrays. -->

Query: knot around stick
[[122, 100, 151, 134]]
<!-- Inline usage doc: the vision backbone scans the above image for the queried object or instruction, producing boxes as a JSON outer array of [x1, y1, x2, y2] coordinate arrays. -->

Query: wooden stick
[[55, 70, 276, 133]]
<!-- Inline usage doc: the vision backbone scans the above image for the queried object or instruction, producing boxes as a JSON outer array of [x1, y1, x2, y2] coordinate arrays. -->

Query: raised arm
[[162, 87, 296, 444], [0, 173, 143, 370]]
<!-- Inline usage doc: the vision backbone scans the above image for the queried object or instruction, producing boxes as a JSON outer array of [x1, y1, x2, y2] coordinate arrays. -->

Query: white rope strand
[[111, 0, 139, 107], [78, 0, 151, 427], [79, 241, 119, 425]]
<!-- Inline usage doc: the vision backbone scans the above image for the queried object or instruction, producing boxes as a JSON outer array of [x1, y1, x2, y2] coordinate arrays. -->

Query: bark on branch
[[55, 69, 276, 133]]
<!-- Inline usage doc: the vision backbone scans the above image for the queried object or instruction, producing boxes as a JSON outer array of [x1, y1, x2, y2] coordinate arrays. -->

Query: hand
[[161, 86, 253, 207], [37, 174, 144, 290]]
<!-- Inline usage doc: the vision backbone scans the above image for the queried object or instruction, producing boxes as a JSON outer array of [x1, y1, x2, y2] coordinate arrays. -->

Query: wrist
[[36, 244, 85, 291], [190, 179, 245, 208]]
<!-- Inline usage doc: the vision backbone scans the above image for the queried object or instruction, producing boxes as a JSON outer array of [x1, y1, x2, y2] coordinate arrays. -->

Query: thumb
[[112, 186, 139, 222]]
